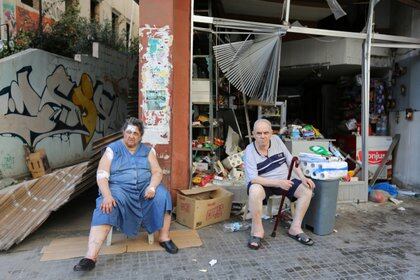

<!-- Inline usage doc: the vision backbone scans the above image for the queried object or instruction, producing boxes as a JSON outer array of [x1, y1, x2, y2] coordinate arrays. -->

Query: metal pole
[[361, 0, 379, 183], [284, 0, 290, 25]]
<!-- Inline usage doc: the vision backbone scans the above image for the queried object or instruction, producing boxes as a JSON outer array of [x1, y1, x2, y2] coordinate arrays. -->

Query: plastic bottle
[[223, 222, 251, 232]]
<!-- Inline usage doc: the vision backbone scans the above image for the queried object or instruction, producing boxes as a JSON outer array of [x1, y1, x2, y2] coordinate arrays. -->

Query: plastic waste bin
[[303, 179, 339, 235]]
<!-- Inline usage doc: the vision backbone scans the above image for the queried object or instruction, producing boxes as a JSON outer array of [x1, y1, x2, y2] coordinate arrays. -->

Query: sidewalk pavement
[[0, 189, 419, 280]]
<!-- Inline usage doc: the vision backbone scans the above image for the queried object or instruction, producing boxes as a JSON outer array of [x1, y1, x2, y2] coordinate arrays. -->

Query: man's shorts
[[247, 179, 302, 205]]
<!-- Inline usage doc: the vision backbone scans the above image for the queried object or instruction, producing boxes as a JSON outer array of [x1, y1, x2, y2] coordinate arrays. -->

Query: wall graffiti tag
[[0, 65, 122, 150]]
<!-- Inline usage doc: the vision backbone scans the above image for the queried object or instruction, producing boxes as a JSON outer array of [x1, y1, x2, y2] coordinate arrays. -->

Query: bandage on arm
[[97, 170, 110, 181], [96, 147, 113, 181]]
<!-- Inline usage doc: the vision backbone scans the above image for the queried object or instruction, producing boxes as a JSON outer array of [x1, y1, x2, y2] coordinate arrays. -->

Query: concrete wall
[[281, 37, 390, 67], [389, 54, 420, 191], [387, 5, 420, 191], [0, 44, 136, 178]]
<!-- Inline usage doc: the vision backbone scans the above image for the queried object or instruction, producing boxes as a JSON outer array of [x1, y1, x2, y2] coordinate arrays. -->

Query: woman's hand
[[144, 186, 156, 199], [101, 195, 116, 214]]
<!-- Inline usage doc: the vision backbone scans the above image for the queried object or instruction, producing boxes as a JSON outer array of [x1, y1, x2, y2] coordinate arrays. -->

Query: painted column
[[139, 0, 191, 201]]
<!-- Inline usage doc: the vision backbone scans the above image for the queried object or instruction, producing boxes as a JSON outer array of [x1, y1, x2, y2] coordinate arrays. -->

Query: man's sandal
[[73, 258, 96, 271], [287, 232, 314, 246], [248, 236, 262, 250]]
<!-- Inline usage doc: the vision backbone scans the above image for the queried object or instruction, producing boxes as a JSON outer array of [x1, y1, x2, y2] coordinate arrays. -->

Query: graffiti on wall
[[1, 0, 17, 39], [140, 25, 173, 144], [0, 65, 126, 149]]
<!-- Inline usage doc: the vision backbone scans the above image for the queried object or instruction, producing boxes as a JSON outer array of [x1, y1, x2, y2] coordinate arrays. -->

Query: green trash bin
[[303, 179, 339, 235]]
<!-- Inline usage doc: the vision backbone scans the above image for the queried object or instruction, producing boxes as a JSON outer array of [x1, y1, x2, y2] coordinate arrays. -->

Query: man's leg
[[248, 184, 266, 240], [85, 225, 112, 261], [289, 184, 312, 235]]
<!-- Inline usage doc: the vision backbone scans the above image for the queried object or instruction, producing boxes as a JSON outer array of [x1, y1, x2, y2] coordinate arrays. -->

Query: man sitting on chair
[[74, 117, 178, 271], [244, 119, 315, 249]]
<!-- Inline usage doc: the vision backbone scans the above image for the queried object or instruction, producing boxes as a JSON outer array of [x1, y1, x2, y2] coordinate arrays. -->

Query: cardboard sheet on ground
[[40, 230, 202, 261]]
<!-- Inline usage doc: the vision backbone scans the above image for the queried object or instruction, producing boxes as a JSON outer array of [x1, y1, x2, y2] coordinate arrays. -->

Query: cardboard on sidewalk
[[176, 185, 233, 229]]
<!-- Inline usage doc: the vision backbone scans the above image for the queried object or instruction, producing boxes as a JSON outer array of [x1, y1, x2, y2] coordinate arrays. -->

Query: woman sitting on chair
[[74, 117, 178, 272]]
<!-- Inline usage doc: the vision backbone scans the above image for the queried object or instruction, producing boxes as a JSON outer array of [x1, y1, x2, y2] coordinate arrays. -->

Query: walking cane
[[271, 156, 299, 237]]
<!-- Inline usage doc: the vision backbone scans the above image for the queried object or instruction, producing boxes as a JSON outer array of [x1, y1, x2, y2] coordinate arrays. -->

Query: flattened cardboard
[[40, 230, 202, 261], [177, 185, 233, 229], [126, 230, 202, 252], [40, 234, 126, 261]]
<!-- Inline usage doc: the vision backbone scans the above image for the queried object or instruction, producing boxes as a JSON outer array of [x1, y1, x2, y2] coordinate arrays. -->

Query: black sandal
[[73, 258, 96, 271], [159, 240, 179, 254], [248, 236, 262, 250], [288, 232, 314, 246]]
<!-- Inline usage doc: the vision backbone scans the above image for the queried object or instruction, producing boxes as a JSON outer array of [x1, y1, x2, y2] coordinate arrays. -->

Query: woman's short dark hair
[[122, 117, 144, 135]]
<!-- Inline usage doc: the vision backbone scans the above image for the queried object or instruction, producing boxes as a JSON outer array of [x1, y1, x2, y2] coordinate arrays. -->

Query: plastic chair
[[106, 227, 154, 246]]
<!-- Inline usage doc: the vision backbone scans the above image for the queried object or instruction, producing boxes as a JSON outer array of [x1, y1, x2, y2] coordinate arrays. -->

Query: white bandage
[[104, 147, 114, 161], [125, 124, 137, 134], [97, 170, 110, 181]]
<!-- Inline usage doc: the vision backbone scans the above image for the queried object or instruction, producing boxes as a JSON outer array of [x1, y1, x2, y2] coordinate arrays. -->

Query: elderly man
[[74, 117, 178, 271], [244, 119, 315, 249]]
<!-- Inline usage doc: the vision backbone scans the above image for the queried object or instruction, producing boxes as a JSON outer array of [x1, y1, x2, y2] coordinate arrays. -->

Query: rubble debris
[[0, 132, 122, 250]]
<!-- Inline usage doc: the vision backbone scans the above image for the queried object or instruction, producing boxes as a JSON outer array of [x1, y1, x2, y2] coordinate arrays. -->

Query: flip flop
[[159, 240, 179, 254], [288, 232, 314, 246], [248, 236, 262, 250]]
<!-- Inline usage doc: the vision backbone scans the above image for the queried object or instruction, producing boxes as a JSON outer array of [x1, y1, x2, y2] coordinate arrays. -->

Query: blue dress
[[91, 140, 172, 236]]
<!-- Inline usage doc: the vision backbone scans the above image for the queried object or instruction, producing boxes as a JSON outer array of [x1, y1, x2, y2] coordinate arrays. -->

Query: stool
[[106, 227, 154, 246]]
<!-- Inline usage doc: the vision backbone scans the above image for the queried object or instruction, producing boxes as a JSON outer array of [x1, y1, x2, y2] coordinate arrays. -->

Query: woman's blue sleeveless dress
[[91, 140, 172, 236]]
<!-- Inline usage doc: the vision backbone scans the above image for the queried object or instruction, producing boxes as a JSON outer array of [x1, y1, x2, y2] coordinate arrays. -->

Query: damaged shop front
[[187, 0, 420, 217]]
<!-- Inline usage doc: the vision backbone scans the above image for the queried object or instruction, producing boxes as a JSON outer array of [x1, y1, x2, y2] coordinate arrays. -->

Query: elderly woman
[[74, 117, 177, 271]]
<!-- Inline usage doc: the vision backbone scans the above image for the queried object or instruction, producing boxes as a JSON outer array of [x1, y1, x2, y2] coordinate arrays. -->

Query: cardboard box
[[176, 185, 233, 229], [26, 149, 51, 178]]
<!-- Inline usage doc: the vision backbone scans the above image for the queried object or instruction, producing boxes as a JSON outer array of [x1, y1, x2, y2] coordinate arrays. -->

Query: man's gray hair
[[253, 119, 273, 132]]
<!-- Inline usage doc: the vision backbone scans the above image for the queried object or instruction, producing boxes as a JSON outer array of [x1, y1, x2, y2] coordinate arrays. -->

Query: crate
[[26, 149, 51, 178], [337, 180, 368, 203]]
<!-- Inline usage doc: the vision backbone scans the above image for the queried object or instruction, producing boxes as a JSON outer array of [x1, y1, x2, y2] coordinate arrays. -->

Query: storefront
[[138, 0, 420, 203]]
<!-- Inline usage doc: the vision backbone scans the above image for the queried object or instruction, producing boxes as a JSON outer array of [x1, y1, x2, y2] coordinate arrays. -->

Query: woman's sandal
[[248, 236, 262, 250], [73, 258, 96, 271]]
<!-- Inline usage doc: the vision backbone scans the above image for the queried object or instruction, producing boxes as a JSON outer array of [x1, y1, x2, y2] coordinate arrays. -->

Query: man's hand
[[302, 178, 316, 190], [101, 195, 116, 214], [279, 180, 294, 191], [144, 186, 156, 199]]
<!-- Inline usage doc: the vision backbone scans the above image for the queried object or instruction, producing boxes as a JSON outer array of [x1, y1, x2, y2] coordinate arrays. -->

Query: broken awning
[[208, 18, 287, 104], [0, 132, 122, 251]]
